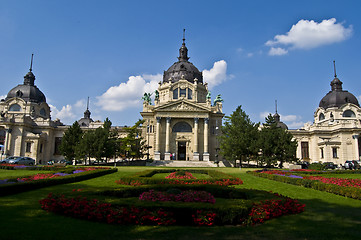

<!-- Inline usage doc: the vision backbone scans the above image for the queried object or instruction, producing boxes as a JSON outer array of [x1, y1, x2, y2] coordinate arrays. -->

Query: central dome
[[6, 70, 46, 103], [163, 38, 203, 84], [319, 76, 359, 109]]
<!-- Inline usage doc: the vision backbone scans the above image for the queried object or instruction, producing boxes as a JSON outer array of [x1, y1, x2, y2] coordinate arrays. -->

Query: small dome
[[273, 112, 288, 130], [319, 76, 359, 109], [163, 38, 203, 84], [6, 71, 46, 103]]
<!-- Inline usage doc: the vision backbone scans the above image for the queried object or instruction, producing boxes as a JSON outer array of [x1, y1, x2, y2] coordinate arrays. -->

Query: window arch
[[9, 104, 21, 111], [172, 122, 192, 132], [319, 113, 325, 121], [343, 110, 356, 118]]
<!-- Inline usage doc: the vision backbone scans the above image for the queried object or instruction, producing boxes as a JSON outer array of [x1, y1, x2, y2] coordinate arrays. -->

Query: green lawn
[[1, 166, 361, 240]]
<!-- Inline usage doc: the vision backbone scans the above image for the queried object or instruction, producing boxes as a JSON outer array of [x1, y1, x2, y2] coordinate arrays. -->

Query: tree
[[76, 129, 97, 165], [59, 121, 83, 163], [218, 105, 260, 167], [259, 114, 298, 168], [119, 119, 146, 160]]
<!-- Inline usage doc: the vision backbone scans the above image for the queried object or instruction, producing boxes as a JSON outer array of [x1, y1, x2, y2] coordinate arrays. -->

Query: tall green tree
[[119, 119, 146, 160], [76, 129, 97, 165], [59, 121, 83, 163], [259, 114, 298, 168], [219, 105, 260, 167]]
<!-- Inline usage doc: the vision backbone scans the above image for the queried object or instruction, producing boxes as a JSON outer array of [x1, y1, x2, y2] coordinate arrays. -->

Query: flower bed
[[248, 170, 361, 200], [165, 171, 196, 179], [39, 187, 304, 226], [0, 167, 117, 196], [115, 169, 243, 186], [139, 189, 216, 204]]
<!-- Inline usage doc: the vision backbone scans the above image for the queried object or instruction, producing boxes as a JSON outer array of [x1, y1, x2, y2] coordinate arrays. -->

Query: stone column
[[353, 135, 360, 161], [165, 117, 171, 160], [154, 117, 161, 160], [193, 118, 199, 161], [203, 118, 210, 161], [4, 128, 12, 157]]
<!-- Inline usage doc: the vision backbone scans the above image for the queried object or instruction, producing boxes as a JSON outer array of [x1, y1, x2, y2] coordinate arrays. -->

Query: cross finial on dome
[[183, 29, 186, 44], [333, 60, 337, 78], [30, 53, 34, 72], [178, 29, 189, 61]]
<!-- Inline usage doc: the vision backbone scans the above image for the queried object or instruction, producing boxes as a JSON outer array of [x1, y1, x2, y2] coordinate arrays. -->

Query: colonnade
[[154, 117, 209, 161]]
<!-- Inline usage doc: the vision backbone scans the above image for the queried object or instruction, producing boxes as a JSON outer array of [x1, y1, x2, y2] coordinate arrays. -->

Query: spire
[[84, 97, 91, 119], [30, 53, 34, 72], [24, 54, 35, 86], [273, 99, 280, 122], [178, 28, 189, 61], [330, 60, 343, 91]]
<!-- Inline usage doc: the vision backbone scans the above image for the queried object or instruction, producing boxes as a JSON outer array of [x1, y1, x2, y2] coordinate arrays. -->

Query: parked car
[[8, 157, 35, 165], [59, 159, 72, 165], [345, 160, 361, 170], [323, 162, 337, 170], [0, 156, 20, 164]]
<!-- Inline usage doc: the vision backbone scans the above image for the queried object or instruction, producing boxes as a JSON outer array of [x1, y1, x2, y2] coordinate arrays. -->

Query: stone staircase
[[146, 160, 221, 167]]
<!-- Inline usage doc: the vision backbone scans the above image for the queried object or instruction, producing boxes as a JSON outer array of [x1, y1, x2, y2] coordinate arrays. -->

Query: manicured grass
[[1, 166, 361, 240]]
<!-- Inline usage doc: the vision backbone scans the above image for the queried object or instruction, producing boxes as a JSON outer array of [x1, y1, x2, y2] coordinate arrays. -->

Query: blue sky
[[1, 0, 361, 129]]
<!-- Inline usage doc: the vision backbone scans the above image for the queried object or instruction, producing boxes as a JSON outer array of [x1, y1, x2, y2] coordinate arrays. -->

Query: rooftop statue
[[206, 91, 211, 100], [213, 94, 223, 105], [142, 92, 152, 105]]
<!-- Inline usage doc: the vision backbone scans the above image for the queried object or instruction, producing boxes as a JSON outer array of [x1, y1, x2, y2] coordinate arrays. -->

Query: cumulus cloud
[[266, 18, 353, 55], [49, 99, 88, 124], [96, 74, 161, 111], [269, 47, 288, 56], [203, 60, 230, 89]]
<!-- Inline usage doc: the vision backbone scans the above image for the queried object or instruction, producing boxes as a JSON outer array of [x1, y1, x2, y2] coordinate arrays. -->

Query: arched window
[[40, 108, 46, 117], [9, 104, 21, 111], [319, 113, 325, 121], [343, 110, 356, 118], [172, 122, 192, 132]]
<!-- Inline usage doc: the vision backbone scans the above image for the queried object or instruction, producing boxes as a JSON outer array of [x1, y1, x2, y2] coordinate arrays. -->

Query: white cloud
[[247, 53, 254, 57], [269, 47, 288, 56], [266, 18, 353, 54], [96, 74, 161, 111], [203, 60, 230, 89], [0, 95, 6, 100], [50, 104, 75, 121]]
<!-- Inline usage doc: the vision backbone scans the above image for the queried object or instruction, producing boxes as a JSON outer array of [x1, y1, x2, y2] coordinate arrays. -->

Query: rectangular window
[[173, 88, 178, 99], [332, 147, 338, 158], [26, 142, 32, 153], [301, 142, 309, 159], [54, 137, 62, 155], [320, 148, 324, 159], [180, 88, 186, 97], [188, 89, 192, 99], [39, 143, 43, 153]]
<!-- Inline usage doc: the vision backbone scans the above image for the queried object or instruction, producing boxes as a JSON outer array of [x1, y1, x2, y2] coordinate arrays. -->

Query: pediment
[[155, 100, 210, 112]]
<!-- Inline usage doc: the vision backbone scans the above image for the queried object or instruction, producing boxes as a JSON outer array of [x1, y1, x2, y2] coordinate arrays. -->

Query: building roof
[[163, 35, 203, 84], [6, 70, 46, 103], [319, 76, 359, 109]]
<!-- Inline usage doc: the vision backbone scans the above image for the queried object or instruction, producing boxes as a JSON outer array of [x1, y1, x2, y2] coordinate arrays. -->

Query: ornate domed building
[[0, 55, 66, 163], [141, 33, 224, 162], [290, 64, 361, 165]]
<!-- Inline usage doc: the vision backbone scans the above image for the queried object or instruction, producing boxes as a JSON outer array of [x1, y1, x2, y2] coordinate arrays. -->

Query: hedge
[[0, 167, 117, 196], [116, 169, 243, 186]]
